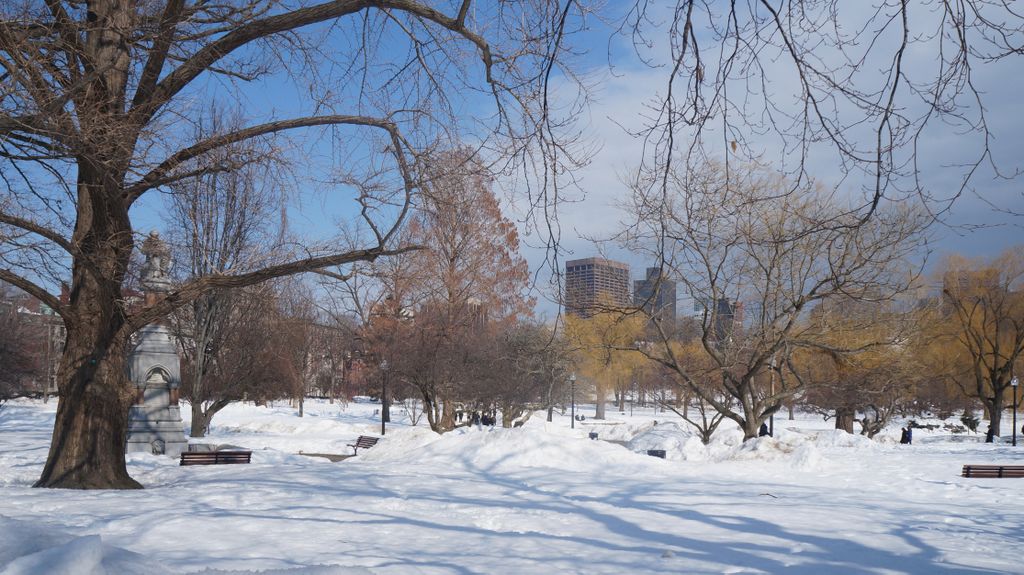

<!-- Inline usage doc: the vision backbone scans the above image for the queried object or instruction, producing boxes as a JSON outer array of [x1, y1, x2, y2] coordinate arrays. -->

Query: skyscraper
[[634, 267, 677, 331], [564, 257, 630, 318]]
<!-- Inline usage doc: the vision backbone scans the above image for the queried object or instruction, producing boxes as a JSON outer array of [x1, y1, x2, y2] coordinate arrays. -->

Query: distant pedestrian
[[471, 411, 481, 428], [759, 423, 771, 437], [906, 426, 912, 445], [986, 427, 995, 443], [899, 427, 910, 444]]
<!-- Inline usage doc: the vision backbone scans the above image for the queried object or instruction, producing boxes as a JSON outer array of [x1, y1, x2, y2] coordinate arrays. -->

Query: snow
[[2, 398, 1023, 574]]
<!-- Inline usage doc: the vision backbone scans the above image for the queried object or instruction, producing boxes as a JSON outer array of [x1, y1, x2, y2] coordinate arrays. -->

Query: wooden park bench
[[180, 450, 252, 466], [346, 435, 380, 456], [961, 464, 1024, 478]]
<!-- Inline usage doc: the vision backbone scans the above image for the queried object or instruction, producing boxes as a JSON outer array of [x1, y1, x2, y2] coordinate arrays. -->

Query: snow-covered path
[[2, 400, 1022, 574]]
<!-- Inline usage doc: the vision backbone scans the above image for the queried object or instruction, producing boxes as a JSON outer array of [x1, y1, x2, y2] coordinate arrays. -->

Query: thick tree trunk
[[985, 397, 1002, 441], [591, 380, 605, 420], [191, 402, 210, 438], [190, 399, 232, 438], [741, 418, 760, 441], [36, 155, 137, 488], [423, 389, 455, 433], [35, 331, 140, 489], [439, 398, 455, 431], [835, 408, 856, 434]]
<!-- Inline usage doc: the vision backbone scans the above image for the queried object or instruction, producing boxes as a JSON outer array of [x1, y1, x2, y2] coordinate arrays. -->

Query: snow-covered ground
[[2, 399, 1023, 574]]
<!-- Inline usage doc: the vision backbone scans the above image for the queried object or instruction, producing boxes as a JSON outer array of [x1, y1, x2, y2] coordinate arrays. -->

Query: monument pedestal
[[126, 324, 188, 456], [125, 232, 188, 456]]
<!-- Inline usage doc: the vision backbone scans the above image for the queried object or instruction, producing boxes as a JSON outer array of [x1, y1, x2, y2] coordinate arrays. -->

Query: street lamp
[[1012, 376, 1019, 447], [380, 360, 389, 436], [570, 372, 577, 430], [769, 354, 777, 437]]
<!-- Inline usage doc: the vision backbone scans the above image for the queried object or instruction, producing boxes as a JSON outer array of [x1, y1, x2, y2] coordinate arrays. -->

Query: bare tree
[[623, 162, 928, 440], [0, 1, 581, 488], [479, 321, 573, 428], [624, 1, 1024, 222], [168, 112, 283, 436], [179, 282, 282, 434]]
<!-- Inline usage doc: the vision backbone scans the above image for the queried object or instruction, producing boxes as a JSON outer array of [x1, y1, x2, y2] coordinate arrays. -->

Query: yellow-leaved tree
[[564, 310, 645, 420]]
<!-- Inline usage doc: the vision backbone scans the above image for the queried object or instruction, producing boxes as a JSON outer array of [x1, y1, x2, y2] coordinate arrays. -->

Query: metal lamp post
[[570, 372, 577, 429], [769, 354, 777, 437], [380, 360, 389, 436], [1013, 376, 1019, 447]]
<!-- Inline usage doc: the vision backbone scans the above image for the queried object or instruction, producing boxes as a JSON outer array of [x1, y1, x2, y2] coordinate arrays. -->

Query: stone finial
[[140, 231, 171, 292]]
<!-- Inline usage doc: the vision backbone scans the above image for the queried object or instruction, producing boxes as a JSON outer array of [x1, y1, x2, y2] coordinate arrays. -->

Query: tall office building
[[564, 257, 630, 318], [633, 267, 677, 331]]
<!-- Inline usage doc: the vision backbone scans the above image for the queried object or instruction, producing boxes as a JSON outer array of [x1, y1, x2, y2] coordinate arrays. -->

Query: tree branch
[[131, 0, 187, 111], [0, 268, 62, 315], [131, 0, 498, 128], [122, 245, 421, 337], [0, 211, 74, 255], [124, 114, 403, 204]]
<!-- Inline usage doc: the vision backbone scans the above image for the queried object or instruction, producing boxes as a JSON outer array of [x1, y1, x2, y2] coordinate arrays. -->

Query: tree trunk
[[835, 408, 856, 434], [36, 162, 139, 489], [35, 330, 140, 489], [191, 402, 210, 438], [595, 386, 606, 420], [438, 398, 455, 432], [741, 418, 760, 441], [985, 397, 1003, 441]]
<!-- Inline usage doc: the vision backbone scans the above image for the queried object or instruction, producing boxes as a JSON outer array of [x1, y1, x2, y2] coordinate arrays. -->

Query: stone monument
[[125, 232, 188, 456]]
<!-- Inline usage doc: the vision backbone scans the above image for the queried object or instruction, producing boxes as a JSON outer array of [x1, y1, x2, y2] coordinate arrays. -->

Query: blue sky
[[126, 3, 1024, 320], [506, 3, 1024, 318]]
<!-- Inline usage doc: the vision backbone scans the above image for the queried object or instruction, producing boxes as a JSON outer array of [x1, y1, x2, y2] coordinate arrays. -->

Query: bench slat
[[346, 435, 380, 455], [180, 451, 252, 466], [962, 464, 1024, 478]]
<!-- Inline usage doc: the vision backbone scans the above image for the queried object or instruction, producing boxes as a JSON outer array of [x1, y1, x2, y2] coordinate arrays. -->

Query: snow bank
[[0, 518, 173, 575], [623, 421, 882, 470], [624, 421, 715, 461], [359, 425, 652, 475]]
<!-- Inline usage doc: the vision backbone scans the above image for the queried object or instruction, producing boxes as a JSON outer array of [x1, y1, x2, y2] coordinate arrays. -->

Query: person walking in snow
[[900, 427, 910, 444], [471, 411, 481, 429]]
